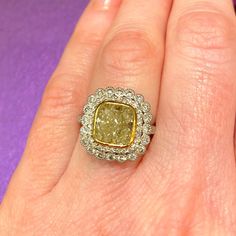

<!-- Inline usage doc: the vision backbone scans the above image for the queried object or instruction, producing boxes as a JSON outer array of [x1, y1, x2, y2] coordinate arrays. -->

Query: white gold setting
[[79, 87, 154, 163]]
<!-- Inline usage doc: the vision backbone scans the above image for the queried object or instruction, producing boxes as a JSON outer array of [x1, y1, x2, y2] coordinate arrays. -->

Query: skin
[[0, 0, 236, 235]]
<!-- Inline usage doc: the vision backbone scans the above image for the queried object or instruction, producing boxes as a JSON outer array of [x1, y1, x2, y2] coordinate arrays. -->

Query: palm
[[1, 0, 236, 235]]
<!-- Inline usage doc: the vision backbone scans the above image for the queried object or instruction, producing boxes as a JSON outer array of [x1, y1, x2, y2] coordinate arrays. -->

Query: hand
[[1, 0, 236, 235]]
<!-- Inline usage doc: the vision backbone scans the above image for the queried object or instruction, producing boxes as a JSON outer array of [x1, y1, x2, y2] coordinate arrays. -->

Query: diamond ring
[[79, 87, 155, 162]]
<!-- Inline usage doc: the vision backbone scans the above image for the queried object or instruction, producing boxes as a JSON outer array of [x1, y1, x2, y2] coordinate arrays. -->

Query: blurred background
[[0, 0, 235, 201]]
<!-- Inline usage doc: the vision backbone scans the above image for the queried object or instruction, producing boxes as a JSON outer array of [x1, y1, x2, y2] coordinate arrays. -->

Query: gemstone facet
[[80, 87, 153, 162], [92, 101, 137, 147]]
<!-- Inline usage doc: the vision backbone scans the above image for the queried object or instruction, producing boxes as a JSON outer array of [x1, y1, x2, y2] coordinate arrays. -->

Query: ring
[[79, 87, 155, 162]]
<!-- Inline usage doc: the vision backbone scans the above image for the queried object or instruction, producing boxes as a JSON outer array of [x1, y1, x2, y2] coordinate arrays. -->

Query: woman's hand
[[1, 0, 236, 235]]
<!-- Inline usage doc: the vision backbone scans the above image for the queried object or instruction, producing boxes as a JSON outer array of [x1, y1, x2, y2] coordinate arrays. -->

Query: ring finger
[[66, 0, 172, 178]]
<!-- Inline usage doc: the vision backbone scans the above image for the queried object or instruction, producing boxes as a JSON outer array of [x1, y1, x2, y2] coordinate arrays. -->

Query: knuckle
[[164, 83, 232, 147], [76, 30, 103, 48], [100, 31, 156, 76], [174, 11, 234, 63], [41, 74, 80, 120]]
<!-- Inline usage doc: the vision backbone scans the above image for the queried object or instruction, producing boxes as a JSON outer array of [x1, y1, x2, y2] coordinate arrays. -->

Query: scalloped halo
[[79, 87, 153, 163]]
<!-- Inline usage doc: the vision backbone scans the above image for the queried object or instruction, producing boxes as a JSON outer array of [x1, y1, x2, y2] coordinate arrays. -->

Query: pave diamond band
[[79, 87, 155, 162]]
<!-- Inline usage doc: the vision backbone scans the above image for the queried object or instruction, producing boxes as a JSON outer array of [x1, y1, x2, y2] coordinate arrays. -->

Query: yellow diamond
[[92, 101, 137, 147]]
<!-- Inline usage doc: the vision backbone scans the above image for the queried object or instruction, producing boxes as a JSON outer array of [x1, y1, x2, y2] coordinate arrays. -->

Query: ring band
[[79, 87, 155, 162]]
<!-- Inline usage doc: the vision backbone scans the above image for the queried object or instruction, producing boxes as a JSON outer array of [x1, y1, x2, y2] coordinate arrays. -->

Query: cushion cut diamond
[[93, 101, 137, 147]]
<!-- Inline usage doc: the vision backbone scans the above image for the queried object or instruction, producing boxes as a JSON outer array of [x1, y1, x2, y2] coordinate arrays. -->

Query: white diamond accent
[[80, 87, 153, 162]]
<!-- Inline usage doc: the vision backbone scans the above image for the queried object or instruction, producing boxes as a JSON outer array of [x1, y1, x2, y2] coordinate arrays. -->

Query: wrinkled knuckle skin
[[40, 74, 80, 120], [174, 12, 234, 63], [100, 31, 156, 76]]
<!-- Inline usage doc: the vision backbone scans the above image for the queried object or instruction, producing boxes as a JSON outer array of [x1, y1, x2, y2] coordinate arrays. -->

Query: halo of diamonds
[[80, 87, 152, 162]]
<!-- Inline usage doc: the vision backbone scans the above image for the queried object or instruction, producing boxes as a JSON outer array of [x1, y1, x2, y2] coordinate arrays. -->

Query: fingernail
[[92, 0, 121, 10]]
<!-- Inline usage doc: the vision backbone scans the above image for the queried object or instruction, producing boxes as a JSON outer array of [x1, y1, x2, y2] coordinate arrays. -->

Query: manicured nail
[[92, 0, 121, 10]]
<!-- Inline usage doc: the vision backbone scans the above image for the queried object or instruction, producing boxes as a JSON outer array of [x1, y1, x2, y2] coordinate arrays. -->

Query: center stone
[[92, 101, 137, 147]]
